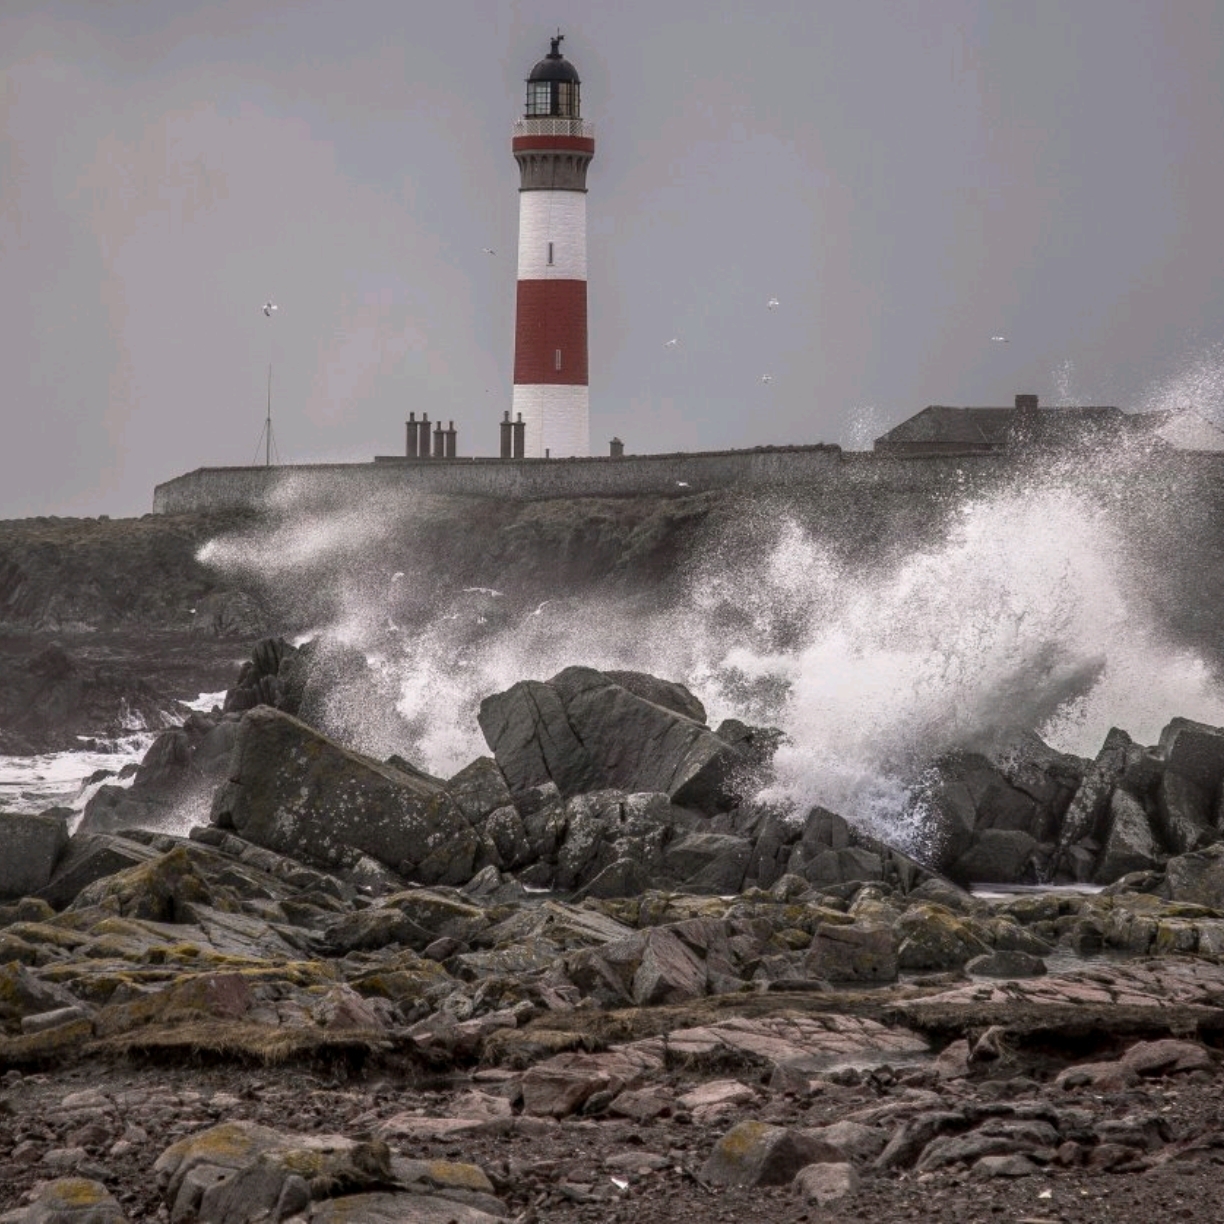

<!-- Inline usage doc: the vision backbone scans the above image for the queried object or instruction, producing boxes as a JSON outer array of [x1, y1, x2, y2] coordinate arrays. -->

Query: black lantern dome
[[525, 34, 581, 118]]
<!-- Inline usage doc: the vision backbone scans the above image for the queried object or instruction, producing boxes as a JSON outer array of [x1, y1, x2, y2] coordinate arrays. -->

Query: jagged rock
[[478, 666, 764, 811], [0, 812, 69, 901], [1156, 769, 1217, 855], [551, 791, 690, 892], [154, 1121, 466, 1224], [783, 807, 932, 894], [0, 961, 85, 1024], [802, 1120, 889, 1164], [1094, 789, 1162, 883], [603, 669, 706, 723], [38, 833, 164, 909], [519, 1048, 661, 1118], [210, 707, 477, 885], [745, 810, 802, 889], [948, 829, 1042, 886], [794, 1161, 860, 1205], [1165, 843, 1224, 908], [222, 637, 301, 715], [662, 831, 751, 893], [445, 757, 514, 825], [701, 1120, 838, 1187], [805, 921, 898, 982], [895, 903, 990, 970], [79, 713, 239, 836], [1159, 718, 1224, 794], [564, 925, 709, 1007], [1055, 728, 1134, 879], [964, 950, 1047, 977], [1, 1177, 128, 1223]]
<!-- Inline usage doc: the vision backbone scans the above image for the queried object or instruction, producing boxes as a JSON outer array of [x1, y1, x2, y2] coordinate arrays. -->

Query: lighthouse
[[511, 34, 594, 458]]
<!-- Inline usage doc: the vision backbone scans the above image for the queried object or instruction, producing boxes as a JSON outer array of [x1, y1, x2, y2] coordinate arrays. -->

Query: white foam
[[187, 442, 1224, 848], [0, 736, 154, 820]]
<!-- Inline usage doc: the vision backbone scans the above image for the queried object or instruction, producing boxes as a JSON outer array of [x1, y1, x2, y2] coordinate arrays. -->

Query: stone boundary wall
[[151, 445, 1224, 514]]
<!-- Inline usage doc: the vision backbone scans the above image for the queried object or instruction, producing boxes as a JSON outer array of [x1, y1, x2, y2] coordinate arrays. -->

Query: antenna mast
[[266, 363, 272, 467]]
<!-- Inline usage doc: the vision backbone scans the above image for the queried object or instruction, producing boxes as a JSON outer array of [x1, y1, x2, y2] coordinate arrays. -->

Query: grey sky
[[3, 0, 1223, 517]]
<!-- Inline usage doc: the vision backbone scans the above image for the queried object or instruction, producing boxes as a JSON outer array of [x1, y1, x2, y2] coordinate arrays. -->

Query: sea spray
[[196, 446, 1224, 847]]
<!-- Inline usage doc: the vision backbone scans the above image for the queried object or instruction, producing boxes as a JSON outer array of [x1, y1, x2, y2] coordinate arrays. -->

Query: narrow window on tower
[[555, 349, 562, 371], [547, 241, 554, 266]]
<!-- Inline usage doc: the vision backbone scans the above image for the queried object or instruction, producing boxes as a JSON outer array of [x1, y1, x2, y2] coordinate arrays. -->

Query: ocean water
[[0, 692, 225, 822]]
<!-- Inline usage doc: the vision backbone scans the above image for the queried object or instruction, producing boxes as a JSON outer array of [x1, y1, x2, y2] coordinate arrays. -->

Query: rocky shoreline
[[7, 643, 1224, 1220]]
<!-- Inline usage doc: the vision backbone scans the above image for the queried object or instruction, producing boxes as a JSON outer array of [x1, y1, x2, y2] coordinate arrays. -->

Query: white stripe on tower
[[516, 193, 587, 280], [511, 34, 594, 459]]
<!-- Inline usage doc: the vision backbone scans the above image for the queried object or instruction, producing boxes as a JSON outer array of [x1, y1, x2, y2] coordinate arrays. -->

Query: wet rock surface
[[11, 544, 1224, 1220]]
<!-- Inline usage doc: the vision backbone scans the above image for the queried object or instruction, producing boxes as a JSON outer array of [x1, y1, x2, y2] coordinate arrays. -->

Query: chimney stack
[[609, 436, 624, 459], [500, 410, 513, 459], [512, 413, 526, 459], [405, 412, 419, 459], [444, 420, 457, 459]]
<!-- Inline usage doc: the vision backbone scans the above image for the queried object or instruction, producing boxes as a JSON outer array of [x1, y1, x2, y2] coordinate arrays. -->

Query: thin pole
[[266, 363, 272, 467]]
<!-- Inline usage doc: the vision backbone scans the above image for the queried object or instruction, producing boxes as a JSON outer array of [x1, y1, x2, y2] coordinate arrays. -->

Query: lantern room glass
[[524, 80, 581, 118]]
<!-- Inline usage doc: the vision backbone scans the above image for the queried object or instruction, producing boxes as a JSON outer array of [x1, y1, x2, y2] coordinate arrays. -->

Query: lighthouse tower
[[511, 34, 594, 457]]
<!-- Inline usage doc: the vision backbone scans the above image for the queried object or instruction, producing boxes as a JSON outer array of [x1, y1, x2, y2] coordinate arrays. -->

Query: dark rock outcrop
[[0, 812, 69, 901], [478, 665, 774, 812], [210, 707, 477, 886]]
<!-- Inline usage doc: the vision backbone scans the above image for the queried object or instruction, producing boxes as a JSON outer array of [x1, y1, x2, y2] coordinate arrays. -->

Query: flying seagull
[[675, 480, 690, 488], [767, 297, 780, 310], [664, 337, 679, 348], [262, 301, 278, 317], [760, 374, 773, 384], [990, 335, 1008, 343], [528, 600, 552, 617], [463, 586, 504, 597], [482, 247, 496, 255]]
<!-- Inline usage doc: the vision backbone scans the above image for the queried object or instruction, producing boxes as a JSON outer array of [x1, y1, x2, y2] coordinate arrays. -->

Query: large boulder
[[785, 808, 934, 894], [478, 666, 769, 812], [1093, 789, 1162, 884], [915, 735, 1085, 878], [1159, 718, 1224, 794], [1054, 728, 1133, 879], [1165, 844, 1224, 909], [210, 708, 477, 886], [0, 812, 69, 901]]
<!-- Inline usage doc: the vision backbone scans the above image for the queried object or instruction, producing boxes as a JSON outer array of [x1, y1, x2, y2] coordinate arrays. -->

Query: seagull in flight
[[262, 301, 278, 317], [990, 335, 1009, 343], [463, 586, 504, 597], [760, 374, 773, 384], [664, 337, 679, 348], [767, 297, 780, 311], [675, 480, 690, 488], [482, 247, 496, 256], [528, 600, 552, 617]]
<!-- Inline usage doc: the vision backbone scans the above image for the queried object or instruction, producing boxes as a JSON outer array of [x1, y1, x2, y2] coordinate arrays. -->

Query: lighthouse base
[[512, 384, 589, 458]]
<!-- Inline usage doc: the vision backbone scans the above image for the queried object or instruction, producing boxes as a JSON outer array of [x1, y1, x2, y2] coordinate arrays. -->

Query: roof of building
[[528, 37, 580, 83], [874, 400, 1157, 450]]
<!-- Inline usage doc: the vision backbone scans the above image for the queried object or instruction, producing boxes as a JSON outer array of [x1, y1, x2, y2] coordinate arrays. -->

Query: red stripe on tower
[[511, 33, 594, 458]]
